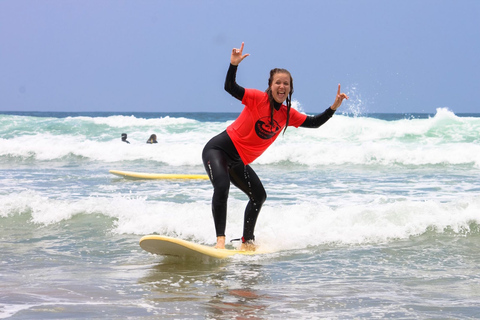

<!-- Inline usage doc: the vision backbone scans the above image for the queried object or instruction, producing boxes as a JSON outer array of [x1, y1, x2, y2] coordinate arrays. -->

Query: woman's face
[[270, 72, 291, 103]]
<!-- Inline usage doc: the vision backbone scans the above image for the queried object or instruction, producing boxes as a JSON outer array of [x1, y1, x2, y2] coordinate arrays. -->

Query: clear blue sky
[[1, 0, 479, 114]]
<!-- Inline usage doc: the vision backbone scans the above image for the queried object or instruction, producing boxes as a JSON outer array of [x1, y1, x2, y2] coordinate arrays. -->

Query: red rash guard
[[226, 88, 307, 165]]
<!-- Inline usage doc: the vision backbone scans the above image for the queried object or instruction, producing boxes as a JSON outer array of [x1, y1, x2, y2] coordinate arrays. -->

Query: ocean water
[[1, 108, 480, 319]]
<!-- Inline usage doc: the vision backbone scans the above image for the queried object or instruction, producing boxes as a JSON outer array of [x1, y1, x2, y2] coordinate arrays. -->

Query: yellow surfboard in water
[[139, 235, 268, 260], [109, 170, 209, 180]]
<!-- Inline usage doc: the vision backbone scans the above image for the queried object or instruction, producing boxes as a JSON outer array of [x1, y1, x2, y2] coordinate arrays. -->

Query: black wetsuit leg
[[202, 131, 266, 241], [229, 162, 266, 241]]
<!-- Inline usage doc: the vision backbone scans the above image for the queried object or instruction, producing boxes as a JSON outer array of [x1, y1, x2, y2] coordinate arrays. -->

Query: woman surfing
[[202, 42, 349, 251]]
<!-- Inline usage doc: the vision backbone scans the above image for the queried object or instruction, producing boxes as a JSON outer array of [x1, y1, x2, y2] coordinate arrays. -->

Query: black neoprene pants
[[202, 130, 266, 242]]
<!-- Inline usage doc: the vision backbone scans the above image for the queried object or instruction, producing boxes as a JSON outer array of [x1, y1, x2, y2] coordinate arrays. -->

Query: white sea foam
[[1, 108, 479, 167], [2, 191, 479, 251]]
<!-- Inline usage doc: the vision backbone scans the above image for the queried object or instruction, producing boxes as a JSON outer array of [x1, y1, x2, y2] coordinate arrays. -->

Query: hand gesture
[[230, 42, 250, 66], [331, 84, 349, 110]]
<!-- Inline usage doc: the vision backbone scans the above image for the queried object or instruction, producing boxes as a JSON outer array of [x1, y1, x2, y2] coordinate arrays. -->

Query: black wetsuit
[[202, 64, 335, 242]]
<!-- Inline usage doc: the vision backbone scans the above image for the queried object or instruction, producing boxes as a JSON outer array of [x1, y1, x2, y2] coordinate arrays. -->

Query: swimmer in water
[[147, 134, 158, 144], [121, 133, 130, 144]]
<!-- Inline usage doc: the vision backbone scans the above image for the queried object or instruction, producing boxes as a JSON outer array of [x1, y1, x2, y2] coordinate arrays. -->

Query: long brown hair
[[265, 68, 294, 134]]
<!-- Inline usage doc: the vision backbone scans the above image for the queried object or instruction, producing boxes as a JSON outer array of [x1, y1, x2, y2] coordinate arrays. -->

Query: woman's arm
[[300, 107, 335, 128], [224, 64, 245, 101], [224, 42, 250, 101], [301, 84, 349, 128]]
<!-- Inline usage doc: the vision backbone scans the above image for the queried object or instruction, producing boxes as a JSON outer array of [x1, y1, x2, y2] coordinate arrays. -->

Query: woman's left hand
[[330, 84, 349, 110]]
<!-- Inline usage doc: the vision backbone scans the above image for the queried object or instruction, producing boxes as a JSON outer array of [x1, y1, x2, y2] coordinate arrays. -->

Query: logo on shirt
[[255, 117, 281, 139]]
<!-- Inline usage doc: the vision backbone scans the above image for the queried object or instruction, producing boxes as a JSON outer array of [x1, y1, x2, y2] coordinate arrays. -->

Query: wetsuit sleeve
[[224, 64, 245, 101], [300, 107, 336, 128]]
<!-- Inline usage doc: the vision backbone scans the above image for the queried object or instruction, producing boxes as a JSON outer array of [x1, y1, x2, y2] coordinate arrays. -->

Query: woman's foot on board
[[214, 236, 226, 249], [240, 240, 256, 252]]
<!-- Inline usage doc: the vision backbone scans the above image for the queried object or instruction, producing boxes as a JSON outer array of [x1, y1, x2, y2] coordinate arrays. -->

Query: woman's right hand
[[231, 42, 250, 66]]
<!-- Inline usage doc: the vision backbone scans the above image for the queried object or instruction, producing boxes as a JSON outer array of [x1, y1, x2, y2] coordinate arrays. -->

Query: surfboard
[[109, 170, 209, 180], [139, 235, 266, 260]]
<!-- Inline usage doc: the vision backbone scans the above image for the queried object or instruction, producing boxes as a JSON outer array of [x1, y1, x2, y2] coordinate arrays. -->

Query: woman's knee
[[213, 180, 230, 202], [251, 186, 267, 206], [257, 189, 267, 205]]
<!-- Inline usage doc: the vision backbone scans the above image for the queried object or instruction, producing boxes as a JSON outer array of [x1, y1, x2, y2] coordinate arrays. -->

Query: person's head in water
[[121, 133, 130, 144], [266, 68, 294, 134], [147, 134, 158, 144]]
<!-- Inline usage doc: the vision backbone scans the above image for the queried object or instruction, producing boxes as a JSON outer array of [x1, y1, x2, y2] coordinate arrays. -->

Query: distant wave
[[0, 108, 479, 167]]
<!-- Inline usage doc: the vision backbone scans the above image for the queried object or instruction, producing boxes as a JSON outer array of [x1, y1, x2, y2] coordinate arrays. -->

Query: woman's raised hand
[[331, 84, 349, 110], [230, 42, 250, 66]]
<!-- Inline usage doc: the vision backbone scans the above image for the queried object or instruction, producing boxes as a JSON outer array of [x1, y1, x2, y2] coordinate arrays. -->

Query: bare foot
[[240, 241, 256, 252], [214, 236, 225, 249]]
